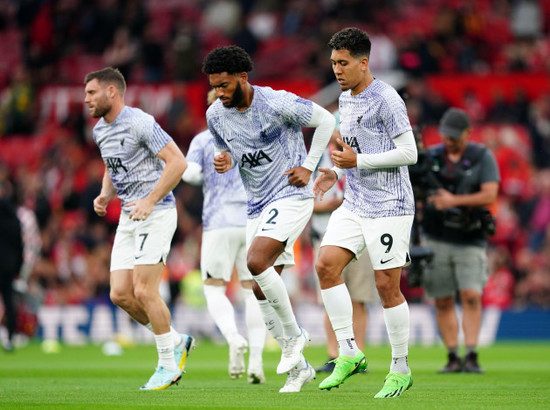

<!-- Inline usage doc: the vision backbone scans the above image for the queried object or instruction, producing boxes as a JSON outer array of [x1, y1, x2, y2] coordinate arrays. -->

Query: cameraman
[[421, 108, 500, 374]]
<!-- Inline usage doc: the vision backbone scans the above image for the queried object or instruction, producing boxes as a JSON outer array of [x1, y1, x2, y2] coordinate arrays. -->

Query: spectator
[[528, 94, 550, 169], [0, 176, 23, 351], [140, 23, 165, 83], [482, 247, 515, 309], [103, 26, 138, 81], [0, 66, 35, 136], [527, 170, 550, 251]]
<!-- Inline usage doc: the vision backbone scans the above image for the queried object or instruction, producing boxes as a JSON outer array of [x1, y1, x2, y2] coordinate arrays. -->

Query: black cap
[[439, 108, 470, 139]]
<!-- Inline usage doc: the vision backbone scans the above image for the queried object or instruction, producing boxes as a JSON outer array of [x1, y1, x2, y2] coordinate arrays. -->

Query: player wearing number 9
[[313, 27, 417, 398]]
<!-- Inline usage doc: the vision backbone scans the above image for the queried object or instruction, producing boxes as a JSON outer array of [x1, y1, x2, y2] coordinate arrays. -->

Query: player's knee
[[110, 289, 131, 308], [315, 259, 338, 286], [314, 258, 329, 277], [375, 275, 397, 299], [247, 256, 266, 276]]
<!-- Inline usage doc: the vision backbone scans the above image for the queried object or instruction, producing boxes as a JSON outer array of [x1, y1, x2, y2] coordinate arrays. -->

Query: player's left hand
[[127, 197, 156, 221], [332, 138, 357, 168], [427, 188, 455, 210], [213, 152, 232, 173], [284, 166, 312, 187]]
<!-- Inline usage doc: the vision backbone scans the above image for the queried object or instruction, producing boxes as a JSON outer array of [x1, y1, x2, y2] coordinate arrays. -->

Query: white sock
[[321, 284, 356, 356], [154, 332, 177, 371], [337, 338, 359, 357], [257, 297, 306, 368], [254, 267, 300, 337], [383, 301, 410, 374], [243, 288, 265, 363], [145, 322, 181, 347], [258, 299, 284, 348], [203, 284, 238, 343]]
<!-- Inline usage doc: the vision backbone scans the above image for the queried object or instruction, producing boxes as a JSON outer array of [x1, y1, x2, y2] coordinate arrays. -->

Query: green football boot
[[318, 351, 368, 390], [374, 370, 413, 398]]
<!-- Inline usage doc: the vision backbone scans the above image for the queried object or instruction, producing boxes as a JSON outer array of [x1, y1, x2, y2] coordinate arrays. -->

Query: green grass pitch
[[1, 341, 549, 409]]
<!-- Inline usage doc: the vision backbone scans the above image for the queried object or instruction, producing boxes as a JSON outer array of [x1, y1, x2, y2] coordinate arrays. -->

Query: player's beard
[[225, 82, 244, 108], [91, 96, 112, 118]]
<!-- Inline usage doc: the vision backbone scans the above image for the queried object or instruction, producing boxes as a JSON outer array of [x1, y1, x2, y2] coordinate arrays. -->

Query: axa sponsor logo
[[105, 157, 128, 174], [241, 150, 273, 168]]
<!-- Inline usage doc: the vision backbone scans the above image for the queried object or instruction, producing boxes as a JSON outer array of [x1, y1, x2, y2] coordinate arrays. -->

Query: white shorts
[[321, 206, 413, 271], [247, 197, 314, 269], [201, 226, 252, 282], [110, 208, 177, 271]]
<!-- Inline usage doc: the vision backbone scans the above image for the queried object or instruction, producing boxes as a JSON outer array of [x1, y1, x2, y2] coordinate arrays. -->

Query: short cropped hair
[[84, 67, 126, 96], [202, 45, 254, 75], [328, 27, 371, 59]]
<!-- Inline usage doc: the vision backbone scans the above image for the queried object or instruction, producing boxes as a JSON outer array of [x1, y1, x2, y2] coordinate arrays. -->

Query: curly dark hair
[[84, 67, 126, 95], [328, 27, 371, 59], [202, 45, 254, 75]]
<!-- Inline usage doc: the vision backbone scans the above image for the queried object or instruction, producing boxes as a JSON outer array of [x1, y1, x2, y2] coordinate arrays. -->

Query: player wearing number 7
[[313, 28, 417, 398], [85, 67, 195, 391]]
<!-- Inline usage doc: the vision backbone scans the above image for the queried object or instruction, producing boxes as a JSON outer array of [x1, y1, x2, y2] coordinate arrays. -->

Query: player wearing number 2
[[202, 45, 335, 392], [313, 28, 417, 398], [85, 67, 194, 391]]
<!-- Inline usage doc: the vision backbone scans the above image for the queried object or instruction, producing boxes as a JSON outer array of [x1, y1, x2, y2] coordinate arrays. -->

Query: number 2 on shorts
[[266, 208, 278, 225]]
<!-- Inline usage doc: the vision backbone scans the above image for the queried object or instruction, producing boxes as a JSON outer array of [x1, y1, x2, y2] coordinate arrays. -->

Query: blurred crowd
[[0, 0, 549, 88], [0, 0, 550, 340]]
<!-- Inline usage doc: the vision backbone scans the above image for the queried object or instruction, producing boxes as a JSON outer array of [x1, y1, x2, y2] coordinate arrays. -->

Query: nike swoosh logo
[[261, 227, 274, 231], [135, 255, 144, 260], [380, 258, 394, 264], [227, 138, 235, 142]]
